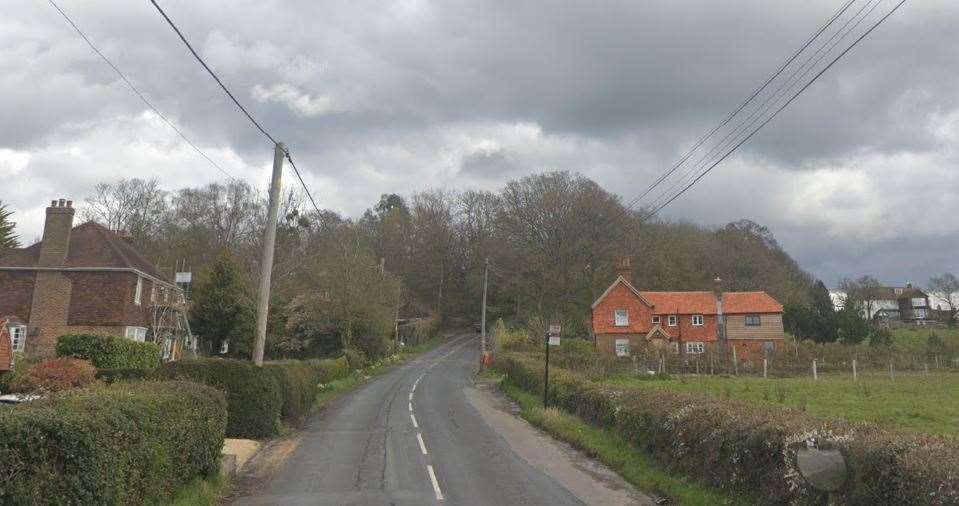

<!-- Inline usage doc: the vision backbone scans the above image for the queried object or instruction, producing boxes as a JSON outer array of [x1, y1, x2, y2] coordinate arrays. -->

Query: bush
[[56, 334, 161, 370], [307, 356, 350, 383], [343, 347, 368, 370], [94, 368, 153, 383], [155, 358, 281, 438], [13, 357, 97, 393], [263, 360, 316, 425], [0, 380, 226, 505], [0, 353, 33, 393], [494, 352, 959, 505]]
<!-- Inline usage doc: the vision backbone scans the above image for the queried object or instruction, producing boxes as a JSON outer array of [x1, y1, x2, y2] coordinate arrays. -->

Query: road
[[234, 333, 650, 505]]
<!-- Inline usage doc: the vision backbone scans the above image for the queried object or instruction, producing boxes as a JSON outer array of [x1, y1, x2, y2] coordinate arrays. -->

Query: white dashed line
[[409, 392, 413, 401], [410, 413, 419, 428], [416, 432, 428, 455], [408, 402, 413, 412], [427, 465, 444, 501]]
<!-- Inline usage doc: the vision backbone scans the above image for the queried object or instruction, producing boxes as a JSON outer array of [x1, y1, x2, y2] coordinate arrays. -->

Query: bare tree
[[928, 272, 959, 325], [82, 178, 169, 247]]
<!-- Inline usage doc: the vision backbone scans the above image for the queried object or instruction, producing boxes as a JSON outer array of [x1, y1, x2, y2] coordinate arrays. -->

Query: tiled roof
[[0, 221, 168, 282], [639, 291, 782, 315]]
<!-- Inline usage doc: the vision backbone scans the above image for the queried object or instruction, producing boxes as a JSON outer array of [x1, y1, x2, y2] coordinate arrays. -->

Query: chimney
[[714, 277, 726, 342], [906, 282, 913, 289], [615, 257, 632, 281], [713, 277, 723, 301], [114, 230, 134, 244], [37, 198, 75, 267]]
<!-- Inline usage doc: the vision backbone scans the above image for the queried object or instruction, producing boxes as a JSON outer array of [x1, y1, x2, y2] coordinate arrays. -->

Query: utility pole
[[481, 257, 489, 362], [252, 142, 285, 366]]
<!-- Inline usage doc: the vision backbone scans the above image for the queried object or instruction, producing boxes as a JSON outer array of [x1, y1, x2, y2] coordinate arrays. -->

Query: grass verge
[[164, 474, 223, 506], [487, 372, 746, 506]]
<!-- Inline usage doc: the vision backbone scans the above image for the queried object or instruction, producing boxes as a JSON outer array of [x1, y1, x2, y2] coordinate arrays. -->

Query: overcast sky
[[2, 0, 956, 286]]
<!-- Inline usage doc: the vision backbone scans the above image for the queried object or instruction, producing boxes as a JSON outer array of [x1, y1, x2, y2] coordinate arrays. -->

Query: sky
[[1, 0, 957, 287]]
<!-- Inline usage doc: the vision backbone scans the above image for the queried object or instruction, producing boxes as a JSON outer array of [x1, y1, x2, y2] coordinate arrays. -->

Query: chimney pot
[[50, 200, 57, 207], [66, 200, 72, 208], [58, 198, 65, 207]]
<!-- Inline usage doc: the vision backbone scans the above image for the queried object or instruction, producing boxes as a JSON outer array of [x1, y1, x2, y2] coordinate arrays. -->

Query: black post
[[543, 332, 550, 408]]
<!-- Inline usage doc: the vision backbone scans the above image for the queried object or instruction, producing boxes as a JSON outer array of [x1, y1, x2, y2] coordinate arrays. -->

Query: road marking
[[416, 432, 428, 455], [427, 465, 444, 501], [408, 402, 413, 412], [409, 392, 413, 401], [410, 413, 418, 428]]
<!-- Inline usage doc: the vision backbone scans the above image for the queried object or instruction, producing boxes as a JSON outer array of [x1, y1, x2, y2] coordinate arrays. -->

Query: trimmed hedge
[[263, 361, 316, 425], [495, 352, 959, 505], [56, 334, 161, 370], [156, 358, 282, 438], [94, 368, 153, 383], [307, 356, 351, 383], [0, 380, 226, 505]]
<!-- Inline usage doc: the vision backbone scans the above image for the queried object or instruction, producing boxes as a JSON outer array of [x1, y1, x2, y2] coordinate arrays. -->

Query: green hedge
[[56, 334, 161, 370], [495, 353, 959, 505], [263, 361, 316, 425], [94, 368, 153, 383], [307, 356, 351, 383], [155, 358, 282, 438], [0, 380, 226, 505]]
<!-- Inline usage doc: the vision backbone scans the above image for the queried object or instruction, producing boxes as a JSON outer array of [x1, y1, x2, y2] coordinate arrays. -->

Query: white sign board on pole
[[548, 324, 562, 336], [615, 339, 630, 357], [548, 335, 561, 346]]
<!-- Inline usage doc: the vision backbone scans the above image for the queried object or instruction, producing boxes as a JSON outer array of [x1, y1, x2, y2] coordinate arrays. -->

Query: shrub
[[263, 360, 316, 425], [0, 353, 33, 393], [94, 368, 152, 383], [13, 357, 97, 393], [56, 334, 161, 370], [343, 347, 368, 370], [155, 358, 281, 438], [307, 356, 350, 383], [0, 380, 226, 505], [494, 352, 959, 505]]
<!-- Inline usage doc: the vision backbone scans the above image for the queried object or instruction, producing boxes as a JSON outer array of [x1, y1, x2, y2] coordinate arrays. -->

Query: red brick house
[[0, 318, 13, 372], [591, 259, 784, 360], [0, 199, 189, 360]]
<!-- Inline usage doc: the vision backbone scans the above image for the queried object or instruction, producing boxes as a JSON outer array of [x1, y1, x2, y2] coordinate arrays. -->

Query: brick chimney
[[714, 277, 726, 342], [37, 199, 75, 267], [615, 257, 632, 281], [114, 230, 134, 244]]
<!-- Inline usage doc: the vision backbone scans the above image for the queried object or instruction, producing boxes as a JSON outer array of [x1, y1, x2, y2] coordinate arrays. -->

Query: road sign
[[548, 336, 561, 346], [548, 324, 562, 336]]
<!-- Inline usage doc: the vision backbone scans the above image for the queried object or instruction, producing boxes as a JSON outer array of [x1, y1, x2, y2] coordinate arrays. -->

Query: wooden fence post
[[852, 359, 857, 382], [889, 362, 895, 382], [924, 362, 929, 377], [732, 346, 738, 376], [763, 358, 768, 379], [812, 359, 818, 381]]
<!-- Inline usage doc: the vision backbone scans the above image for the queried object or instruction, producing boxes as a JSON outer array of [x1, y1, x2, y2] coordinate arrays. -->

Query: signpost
[[544, 324, 561, 408]]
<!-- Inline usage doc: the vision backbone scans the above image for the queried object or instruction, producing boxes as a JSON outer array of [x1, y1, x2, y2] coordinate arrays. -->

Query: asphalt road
[[234, 333, 648, 506]]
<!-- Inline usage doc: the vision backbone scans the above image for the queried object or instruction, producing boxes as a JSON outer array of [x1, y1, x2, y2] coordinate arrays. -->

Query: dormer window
[[667, 315, 677, 326], [652, 315, 661, 325], [614, 309, 629, 327]]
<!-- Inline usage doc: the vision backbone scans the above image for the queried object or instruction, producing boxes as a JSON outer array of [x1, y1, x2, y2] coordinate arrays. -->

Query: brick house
[[0, 319, 12, 372], [0, 199, 188, 360], [591, 258, 784, 360]]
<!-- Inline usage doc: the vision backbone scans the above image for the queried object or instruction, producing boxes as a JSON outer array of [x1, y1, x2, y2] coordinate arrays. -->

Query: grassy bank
[[165, 475, 223, 506], [607, 371, 959, 436], [488, 372, 743, 506]]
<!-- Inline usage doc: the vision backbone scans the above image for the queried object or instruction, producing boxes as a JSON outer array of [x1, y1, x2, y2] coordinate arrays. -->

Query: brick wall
[[661, 314, 718, 344], [66, 272, 150, 327], [0, 271, 36, 321], [0, 325, 11, 372], [27, 271, 73, 358], [592, 281, 654, 335]]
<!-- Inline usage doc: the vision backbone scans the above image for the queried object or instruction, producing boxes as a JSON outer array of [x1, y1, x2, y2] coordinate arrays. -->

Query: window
[[667, 315, 677, 326], [614, 338, 630, 357], [219, 340, 230, 355], [911, 298, 926, 308], [745, 315, 761, 326], [915, 308, 928, 319], [691, 314, 704, 326], [685, 341, 705, 354], [124, 326, 147, 342], [763, 341, 775, 355], [150, 284, 157, 303], [651, 315, 661, 324], [134, 276, 143, 306], [894, 287, 903, 295], [10, 325, 26, 352], [614, 309, 629, 326]]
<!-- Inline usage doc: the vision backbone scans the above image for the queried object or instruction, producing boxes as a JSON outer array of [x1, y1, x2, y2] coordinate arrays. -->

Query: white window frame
[[667, 315, 678, 326], [745, 314, 761, 326], [914, 308, 927, 319], [691, 314, 704, 326], [10, 325, 26, 352], [614, 309, 629, 327], [911, 298, 926, 308], [150, 283, 157, 303], [134, 276, 143, 306], [219, 340, 230, 355], [614, 338, 630, 357], [124, 326, 147, 342], [651, 315, 661, 324], [685, 341, 705, 354]]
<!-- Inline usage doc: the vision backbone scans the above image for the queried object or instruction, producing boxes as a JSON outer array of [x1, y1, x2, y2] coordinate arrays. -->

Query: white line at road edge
[[427, 465, 444, 501], [410, 413, 419, 428], [408, 402, 413, 412], [417, 433, 428, 455]]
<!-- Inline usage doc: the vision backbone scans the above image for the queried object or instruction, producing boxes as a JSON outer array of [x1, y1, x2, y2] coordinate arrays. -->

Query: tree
[[190, 253, 254, 357], [0, 201, 19, 250], [928, 273, 959, 326], [82, 178, 169, 250], [782, 280, 839, 343], [837, 298, 870, 345], [839, 275, 883, 320]]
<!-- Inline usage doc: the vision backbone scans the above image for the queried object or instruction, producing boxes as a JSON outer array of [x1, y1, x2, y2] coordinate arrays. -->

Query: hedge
[[155, 358, 282, 438], [495, 352, 959, 505], [263, 361, 316, 425], [307, 356, 351, 383], [56, 334, 161, 370], [94, 368, 153, 383], [0, 380, 226, 505]]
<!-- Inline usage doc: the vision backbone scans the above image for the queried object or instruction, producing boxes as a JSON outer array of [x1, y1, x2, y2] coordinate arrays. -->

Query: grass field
[[607, 371, 959, 436], [891, 326, 959, 353]]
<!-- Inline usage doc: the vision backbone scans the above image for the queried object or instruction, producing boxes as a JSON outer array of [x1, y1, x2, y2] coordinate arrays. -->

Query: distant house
[[0, 199, 191, 360], [831, 284, 933, 325], [591, 258, 784, 360]]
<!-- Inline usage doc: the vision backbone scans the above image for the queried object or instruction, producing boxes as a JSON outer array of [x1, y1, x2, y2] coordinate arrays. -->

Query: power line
[[643, 0, 883, 214], [623, 0, 858, 212], [645, 0, 908, 220], [47, 0, 236, 181], [284, 152, 323, 215], [148, 0, 278, 145]]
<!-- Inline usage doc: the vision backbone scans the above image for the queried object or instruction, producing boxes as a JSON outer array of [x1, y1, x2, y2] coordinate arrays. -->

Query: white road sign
[[548, 336, 561, 346]]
